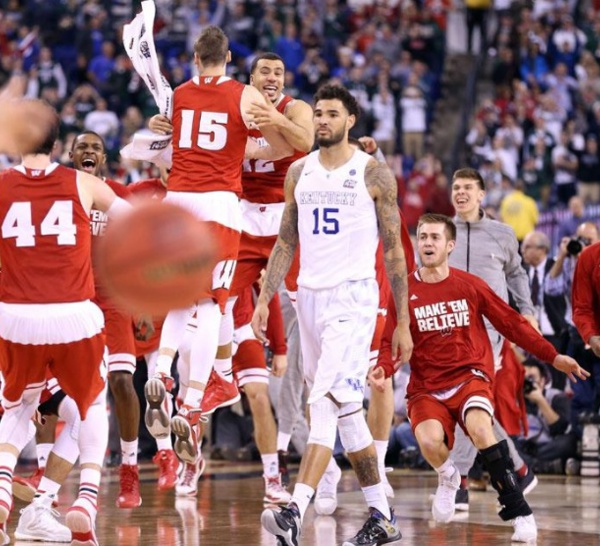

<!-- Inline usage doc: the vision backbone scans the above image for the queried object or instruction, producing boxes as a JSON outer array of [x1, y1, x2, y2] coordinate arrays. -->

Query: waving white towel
[[120, 0, 173, 168]]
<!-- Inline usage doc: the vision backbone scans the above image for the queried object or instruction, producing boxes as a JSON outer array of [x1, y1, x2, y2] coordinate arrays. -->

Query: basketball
[[96, 200, 217, 315]]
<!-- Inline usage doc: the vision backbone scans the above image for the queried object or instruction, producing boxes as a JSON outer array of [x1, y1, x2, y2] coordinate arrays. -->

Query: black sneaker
[[261, 505, 301, 546], [342, 507, 402, 546], [517, 467, 538, 495], [455, 488, 469, 511], [278, 450, 290, 488]]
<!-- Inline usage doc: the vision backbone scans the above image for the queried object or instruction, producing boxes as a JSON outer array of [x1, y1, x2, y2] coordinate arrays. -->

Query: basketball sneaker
[[511, 514, 538, 543], [261, 504, 301, 546], [263, 474, 291, 505], [153, 449, 180, 491], [66, 504, 98, 546], [172, 404, 205, 464], [15, 495, 71, 542], [342, 507, 402, 546], [176, 455, 206, 497], [13, 467, 45, 504], [201, 371, 241, 416], [145, 374, 174, 439], [432, 465, 460, 523], [455, 487, 469, 511], [116, 464, 142, 508], [381, 467, 395, 498], [517, 467, 538, 495], [314, 461, 342, 516]]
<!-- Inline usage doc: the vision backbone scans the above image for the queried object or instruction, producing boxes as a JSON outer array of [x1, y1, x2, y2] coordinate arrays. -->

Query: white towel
[[121, 0, 173, 168]]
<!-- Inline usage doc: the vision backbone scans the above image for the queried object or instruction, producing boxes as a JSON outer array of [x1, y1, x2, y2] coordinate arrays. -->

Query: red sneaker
[[13, 467, 44, 503], [171, 405, 204, 464], [201, 371, 241, 415], [153, 449, 180, 491], [116, 464, 142, 508]]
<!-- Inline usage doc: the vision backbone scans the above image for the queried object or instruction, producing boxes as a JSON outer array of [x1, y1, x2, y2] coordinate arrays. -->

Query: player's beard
[[316, 127, 346, 148]]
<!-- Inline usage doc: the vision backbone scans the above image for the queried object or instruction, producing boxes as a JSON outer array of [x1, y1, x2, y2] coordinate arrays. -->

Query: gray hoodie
[[449, 209, 535, 358]]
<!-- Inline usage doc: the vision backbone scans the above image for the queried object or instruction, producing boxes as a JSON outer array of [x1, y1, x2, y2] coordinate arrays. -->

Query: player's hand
[[392, 322, 413, 364], [134, 316, 155, 341], [523, 314, 541, 334], [358, 136, 378, 154], [367, 366, 386, 393], [552, 354, 590, 383], [251, 301, 270, 344], [149, 114, 173, 135], [271, 354, 287, 378], [588, 336, 600, 357], [247, 95, 285, 129]]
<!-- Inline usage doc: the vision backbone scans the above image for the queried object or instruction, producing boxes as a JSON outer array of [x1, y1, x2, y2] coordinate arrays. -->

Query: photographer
[[518, 358, 576, 473], [546, 221, 600, 428]]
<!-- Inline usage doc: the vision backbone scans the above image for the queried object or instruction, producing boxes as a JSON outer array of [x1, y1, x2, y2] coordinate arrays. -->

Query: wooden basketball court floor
[[7, 461, 600, 546]]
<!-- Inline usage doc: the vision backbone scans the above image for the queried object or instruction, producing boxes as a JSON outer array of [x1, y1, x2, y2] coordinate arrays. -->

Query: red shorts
[[407, 377, 495, 449], [134, 318, 164, 358], [0, 334, 106, 420], [494, 340, 527, 436], [232, 337, 269, 387], [230, 232, 300, 298], [103, 307, 136, 374]]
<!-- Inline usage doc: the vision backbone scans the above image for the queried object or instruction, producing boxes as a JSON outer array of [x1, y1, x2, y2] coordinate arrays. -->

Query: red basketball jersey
[[91, 179, 131, 308], [242, 95, 307, 204], [168, 76, 248, 195], [0, 164, 94, 303]]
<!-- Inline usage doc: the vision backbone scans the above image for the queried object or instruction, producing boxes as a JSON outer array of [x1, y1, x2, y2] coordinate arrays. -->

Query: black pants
[[466, 8, 488, 53]]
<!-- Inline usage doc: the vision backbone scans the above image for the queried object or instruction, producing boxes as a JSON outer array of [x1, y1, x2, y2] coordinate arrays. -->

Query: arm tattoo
[[260, 158, 306, 303], [365, 159, 410, 323]]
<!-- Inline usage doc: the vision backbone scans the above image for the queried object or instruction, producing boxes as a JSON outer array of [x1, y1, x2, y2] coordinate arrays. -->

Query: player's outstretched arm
[[252, 158, 304, 342], [366, 158, 413, 363], [552, 354, 590, 383], [148, 114, 173, 135], [76, 171, 131, 216]]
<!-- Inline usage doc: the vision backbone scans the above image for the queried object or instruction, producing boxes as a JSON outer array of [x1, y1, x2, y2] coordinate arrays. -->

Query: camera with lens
[[567, 237, 591, 256], [523, 376, 537, 394]]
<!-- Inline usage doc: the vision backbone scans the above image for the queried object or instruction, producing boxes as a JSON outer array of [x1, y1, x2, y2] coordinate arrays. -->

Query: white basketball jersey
[[295, 149, 378, 289]]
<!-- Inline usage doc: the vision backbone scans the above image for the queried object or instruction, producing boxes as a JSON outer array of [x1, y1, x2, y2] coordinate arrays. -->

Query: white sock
[[262, 453, 279, 478], [277, 432, 292, 453], [373, 439, 388, 476], [214, 357, 233, 382], [36, 476, 61, 498], [436, 458, 457, 479], [0, 452, 17, 518], [156, 436, 173, 451], [362, 483, 391, 519], [76, 468, 100, 523], [183, 387, 204, 408], [155, 354, 174, 378], [120, 439, 138, 466], [291, 483, 314, 521], [36, 443, 53, 469]]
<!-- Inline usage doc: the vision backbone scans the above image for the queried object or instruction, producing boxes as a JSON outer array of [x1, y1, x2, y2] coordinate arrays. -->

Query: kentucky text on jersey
[[298, 191, 358, 206], [414, 299, 470, 332]]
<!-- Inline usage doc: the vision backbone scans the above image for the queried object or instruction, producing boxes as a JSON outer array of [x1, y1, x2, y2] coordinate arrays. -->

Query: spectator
[[465, 0, 492, 54], [83, 98, 119, 142], [274, 23, 304, 76], [87, 40, 116, 93], [556, 196, 592, 243], [500, 178, 539, 242], [400, 75, 428, 161], [371, 77, 397, 157], [520, 138, 553, 207], [517, 358, 577, 474], [26, 46, 67, 100], [551, 130, 579, 205], [547, 222, 600, 430], [71, 83, 100, 123], [576, 134, 600, 204]]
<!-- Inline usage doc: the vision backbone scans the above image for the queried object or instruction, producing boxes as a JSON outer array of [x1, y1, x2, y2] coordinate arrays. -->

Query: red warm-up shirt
[[377, 268, 559, 392], [572, 242, 600, 344]]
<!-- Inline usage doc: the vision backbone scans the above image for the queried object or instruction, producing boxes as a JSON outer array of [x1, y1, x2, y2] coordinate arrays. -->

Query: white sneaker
[[314, 462, 342, 516], [176, 455, 206, 497], [432, 466, 460, 523], [381, 467, 395, 498], [15, 497, 71, 542], [263, 474, 291, 505], [511, 514, 538, 543]]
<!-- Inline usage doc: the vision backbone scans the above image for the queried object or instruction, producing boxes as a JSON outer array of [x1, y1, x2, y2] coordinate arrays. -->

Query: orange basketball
[[96, 200, 217, 315]]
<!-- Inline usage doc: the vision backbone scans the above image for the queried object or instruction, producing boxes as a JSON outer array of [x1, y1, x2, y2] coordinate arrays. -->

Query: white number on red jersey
[[179, 110, 228, 151], [1, 201, 77, 247]]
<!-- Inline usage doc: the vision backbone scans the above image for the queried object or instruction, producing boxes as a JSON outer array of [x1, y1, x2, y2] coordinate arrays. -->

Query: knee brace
[[479, 440, 532, 521], [338, 403, 373, 454], [307, 396, 340, 449]]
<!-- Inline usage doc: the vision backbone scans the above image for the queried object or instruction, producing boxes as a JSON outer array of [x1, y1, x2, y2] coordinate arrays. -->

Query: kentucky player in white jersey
[[252, 84, 413, 546]]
